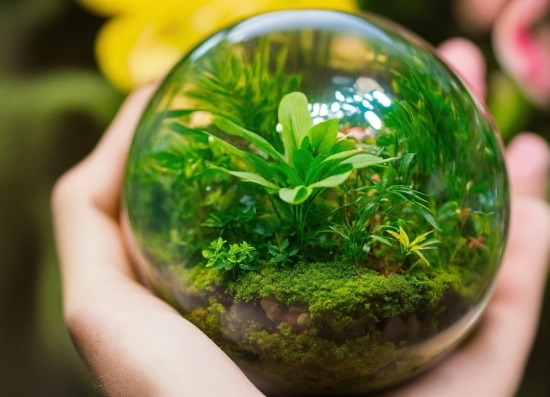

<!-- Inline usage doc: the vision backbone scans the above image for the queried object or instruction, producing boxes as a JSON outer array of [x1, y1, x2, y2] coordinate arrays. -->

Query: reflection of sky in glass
[[307, 77, 395, 131], [365, 111, 382, 130], [227, 10, 392, 44]]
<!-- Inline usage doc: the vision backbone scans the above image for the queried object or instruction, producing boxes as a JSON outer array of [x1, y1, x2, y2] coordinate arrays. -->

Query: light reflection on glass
[[362, 99, 374, 109], [373, 90, 392, 107], [365, 110, 382, 129], [330, 102, 341, 112]]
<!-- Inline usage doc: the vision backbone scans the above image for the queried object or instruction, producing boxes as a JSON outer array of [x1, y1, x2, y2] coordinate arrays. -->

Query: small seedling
[[386, 226, 440, 267], [202, 237, 260, 271], [268, 239, 299, 268]]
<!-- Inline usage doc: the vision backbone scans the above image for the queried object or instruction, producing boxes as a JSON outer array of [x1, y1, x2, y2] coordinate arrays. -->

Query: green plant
[[386, 226, 440, 267], [185, 39, 301, 150], [202, 237, 260, 271], [202, 205, 256, 236], [268, 239, 299, 268], [206, 91, 396, 244], [327, 160, 438, 264]]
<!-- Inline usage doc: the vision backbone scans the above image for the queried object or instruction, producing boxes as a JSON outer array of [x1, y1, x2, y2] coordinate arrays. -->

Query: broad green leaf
[[329, 139, 356, 154], [307, 119, 339, 154], [210, 165, 279, 191], [322, 150, 361, 163], [305, 153, 333, 183], [279, 185, 312, 204], [309, 171, 351, 188], [245, 153, 275, 180], [213, 116, 285, 162], [201, 213, 224, 228], [279, 92, 312, 162], [292, 149, 313, 181], [300, 136, 310, 150], [306, 161, 352, 186], [342, 154, 396, 169], [326, 162, 354, 176], [204, 132, 247, 160], [274, 162, 301, 186]]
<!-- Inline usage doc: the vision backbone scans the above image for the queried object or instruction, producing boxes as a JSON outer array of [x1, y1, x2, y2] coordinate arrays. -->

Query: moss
[[218, 261, 470, 326], [184, 299, 227, 339], [238, 326, 397, 387]]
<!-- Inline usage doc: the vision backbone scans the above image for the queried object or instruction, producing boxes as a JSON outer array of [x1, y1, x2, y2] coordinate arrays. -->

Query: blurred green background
[[0, 0, 548, 395]]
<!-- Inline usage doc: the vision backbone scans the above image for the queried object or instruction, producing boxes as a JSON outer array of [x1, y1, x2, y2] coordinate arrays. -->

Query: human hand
[[52, 86, 265, 397], [52, 42, 550, 397]]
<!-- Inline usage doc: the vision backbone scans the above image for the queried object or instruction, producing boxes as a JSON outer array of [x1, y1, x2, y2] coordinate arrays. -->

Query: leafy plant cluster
[[329, 171, 439, 265], [268, 239, 299, 268], [202, 237, 259, 272], [194, 90, 442, 272], [207, 92, 395, 244], [132, 45, 497, 275]]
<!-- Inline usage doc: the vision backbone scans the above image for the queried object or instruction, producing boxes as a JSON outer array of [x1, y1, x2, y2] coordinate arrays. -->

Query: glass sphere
[[124, 10, 509, 395]]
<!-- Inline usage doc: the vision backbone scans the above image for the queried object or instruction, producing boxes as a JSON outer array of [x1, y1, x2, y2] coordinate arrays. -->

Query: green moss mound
[[174, 260, 485, 393]]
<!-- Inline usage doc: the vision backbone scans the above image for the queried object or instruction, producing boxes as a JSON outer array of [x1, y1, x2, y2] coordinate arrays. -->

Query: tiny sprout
[[268, 239, 299, 268], [202, 237, 260, 271]]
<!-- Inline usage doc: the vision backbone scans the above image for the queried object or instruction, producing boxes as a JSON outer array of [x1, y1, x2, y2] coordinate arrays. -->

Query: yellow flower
[[79, 0, 359, 91]]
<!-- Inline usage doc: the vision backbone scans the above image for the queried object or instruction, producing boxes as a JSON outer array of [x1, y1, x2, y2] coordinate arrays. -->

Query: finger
[[383, 201, 550, 397], [53, 85, 157, 305], [77, 84, 157, 216], [506, 133, 550, 199], [381, 134, 550, 397], [438, 38, 487, 100]]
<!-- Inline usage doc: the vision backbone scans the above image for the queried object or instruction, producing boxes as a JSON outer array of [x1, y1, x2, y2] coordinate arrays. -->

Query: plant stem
[[268, 194, 282, 221]]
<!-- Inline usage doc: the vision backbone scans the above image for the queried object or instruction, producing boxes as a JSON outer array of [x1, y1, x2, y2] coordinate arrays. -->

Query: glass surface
[[124, 10, 509, 395]]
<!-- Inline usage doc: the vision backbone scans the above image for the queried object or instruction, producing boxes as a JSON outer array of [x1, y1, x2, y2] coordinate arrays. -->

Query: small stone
[[261, 296, 284, 321], [297, 313, 312, 327]]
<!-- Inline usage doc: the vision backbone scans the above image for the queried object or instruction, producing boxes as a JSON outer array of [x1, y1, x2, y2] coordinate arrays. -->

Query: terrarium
[[123, 10, 509, 396]]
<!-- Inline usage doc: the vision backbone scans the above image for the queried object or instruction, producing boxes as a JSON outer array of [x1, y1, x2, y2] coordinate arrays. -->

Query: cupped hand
[[52, 86, 264, 397], [52, 41, 550, 397]]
